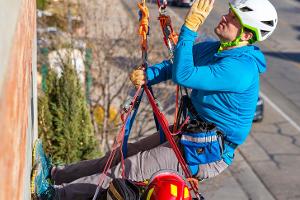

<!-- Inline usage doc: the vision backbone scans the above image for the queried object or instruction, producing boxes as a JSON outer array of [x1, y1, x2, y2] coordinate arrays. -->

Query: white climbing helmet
[[229, 0, 278, 42]]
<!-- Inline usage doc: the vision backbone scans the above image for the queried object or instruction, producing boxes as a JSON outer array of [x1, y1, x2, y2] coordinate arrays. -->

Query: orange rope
[[138, 1, 149, 51]]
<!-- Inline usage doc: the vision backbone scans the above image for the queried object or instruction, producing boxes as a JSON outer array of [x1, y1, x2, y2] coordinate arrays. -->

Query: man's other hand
[[184, 0, 215, 32]]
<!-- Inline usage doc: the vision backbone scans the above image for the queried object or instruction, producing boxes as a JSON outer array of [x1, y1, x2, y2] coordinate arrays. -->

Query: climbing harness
[[92, 1, 201, 199]]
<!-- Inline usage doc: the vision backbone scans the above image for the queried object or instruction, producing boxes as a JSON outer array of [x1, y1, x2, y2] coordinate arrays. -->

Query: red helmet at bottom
[[142, 170, 192, 200]]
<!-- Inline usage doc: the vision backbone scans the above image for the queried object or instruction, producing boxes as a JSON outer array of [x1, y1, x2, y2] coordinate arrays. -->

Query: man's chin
[[214, 28, 221, 37]]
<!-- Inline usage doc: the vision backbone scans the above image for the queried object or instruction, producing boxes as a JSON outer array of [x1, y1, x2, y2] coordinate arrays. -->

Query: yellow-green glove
[[184, 0, 214, 32], [129, 66, 146, 88]]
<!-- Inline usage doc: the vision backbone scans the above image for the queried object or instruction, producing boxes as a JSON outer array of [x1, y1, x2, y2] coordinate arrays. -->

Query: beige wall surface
[[0, 0, 36, 199]]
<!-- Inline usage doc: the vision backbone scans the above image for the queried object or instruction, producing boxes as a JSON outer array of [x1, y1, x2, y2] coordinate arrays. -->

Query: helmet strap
[[218, 27, 246, 52]]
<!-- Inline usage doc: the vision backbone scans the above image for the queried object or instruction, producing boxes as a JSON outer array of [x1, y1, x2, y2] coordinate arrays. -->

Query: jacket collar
[[214, 42, 256, 58]]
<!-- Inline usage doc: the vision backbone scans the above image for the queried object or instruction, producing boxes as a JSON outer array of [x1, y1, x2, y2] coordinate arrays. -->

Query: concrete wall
[[0, 0, 37, 199]]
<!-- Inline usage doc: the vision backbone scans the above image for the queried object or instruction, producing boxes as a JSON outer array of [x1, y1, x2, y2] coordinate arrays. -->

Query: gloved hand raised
[[129, 66, 146, 88], [184, 0, 215, 32]]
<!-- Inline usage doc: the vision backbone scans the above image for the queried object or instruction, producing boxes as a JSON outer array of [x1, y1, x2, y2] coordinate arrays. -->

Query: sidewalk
[[239, 99, 300, 200]]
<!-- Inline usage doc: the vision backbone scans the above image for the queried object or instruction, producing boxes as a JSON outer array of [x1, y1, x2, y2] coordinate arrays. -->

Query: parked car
[[253, 96, 264, 122], [149, 0, 194, 7], [171, 0, 195, 7]]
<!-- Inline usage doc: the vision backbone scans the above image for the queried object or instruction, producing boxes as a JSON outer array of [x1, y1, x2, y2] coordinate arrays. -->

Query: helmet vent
[[260, 30, 269, 37], [261, 20, 274, 27], [239, 6, 253, 12]]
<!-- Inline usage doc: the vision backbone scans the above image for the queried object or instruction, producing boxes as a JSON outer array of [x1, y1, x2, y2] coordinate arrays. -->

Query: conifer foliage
[[38, 61, 99, 164]]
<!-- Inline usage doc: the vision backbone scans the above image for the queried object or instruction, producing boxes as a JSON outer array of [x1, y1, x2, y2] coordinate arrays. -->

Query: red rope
[[156, 0, 162, 7], [144, 85, 200, 198]]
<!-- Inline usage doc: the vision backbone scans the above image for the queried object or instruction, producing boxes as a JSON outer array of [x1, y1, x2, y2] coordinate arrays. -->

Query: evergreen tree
[[37, 0, 47, 10], [38, 60, 99, 164]]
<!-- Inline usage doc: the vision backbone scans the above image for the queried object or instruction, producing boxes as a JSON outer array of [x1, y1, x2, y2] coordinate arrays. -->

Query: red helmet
[[142, 170, 192, 200]]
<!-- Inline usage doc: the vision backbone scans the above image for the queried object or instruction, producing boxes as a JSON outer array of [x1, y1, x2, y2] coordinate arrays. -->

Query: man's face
[[214, 9, 242, 42]]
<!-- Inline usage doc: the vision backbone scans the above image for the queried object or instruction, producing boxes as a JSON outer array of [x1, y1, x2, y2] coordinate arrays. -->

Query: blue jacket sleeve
[[172, 25, 255, 92], [146, 60, 173, 86]]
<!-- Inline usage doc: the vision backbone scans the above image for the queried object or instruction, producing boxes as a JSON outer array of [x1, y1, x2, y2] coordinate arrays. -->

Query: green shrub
[[37, 0, 47, 10], [38, 63, 100, 164]]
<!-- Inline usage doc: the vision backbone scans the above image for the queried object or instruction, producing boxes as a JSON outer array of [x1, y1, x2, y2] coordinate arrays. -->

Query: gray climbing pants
[[52, 133, 228, 200]]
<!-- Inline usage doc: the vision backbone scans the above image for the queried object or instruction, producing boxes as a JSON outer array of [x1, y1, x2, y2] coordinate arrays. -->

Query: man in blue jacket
[[33, 0, 278, 199], [131, 0, 277, 174]]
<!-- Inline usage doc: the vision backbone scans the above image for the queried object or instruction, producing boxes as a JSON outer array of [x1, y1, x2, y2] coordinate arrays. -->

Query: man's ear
[[241, 31, 253, 42]]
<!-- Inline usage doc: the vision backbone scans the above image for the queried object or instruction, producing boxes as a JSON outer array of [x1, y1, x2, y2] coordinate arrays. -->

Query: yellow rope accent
[[109, 183, 124, 200], [31, 139, 39, 195], [31, 169, 37, 195], [146, 188, 155, 200]]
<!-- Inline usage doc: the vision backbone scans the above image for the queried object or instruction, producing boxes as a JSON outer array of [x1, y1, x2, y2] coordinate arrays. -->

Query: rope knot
[[138, 2, 149, 50]]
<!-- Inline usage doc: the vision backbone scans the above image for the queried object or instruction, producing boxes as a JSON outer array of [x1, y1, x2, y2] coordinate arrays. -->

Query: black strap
[[175, 95, 203, 130], [224, 140, 238, 149], [107, 179, 140, 200]]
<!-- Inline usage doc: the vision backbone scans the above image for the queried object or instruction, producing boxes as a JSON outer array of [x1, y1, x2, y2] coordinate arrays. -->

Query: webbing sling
[[122, 91, 144, 157]]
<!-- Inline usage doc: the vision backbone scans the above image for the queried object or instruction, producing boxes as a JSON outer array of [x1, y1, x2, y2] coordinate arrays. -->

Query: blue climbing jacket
[[146, 25, 266, 166]]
